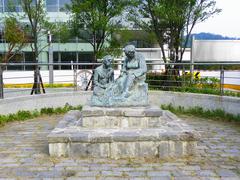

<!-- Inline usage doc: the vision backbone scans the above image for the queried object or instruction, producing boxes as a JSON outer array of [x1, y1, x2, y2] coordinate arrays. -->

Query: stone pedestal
[[48, 106, 200, 159]]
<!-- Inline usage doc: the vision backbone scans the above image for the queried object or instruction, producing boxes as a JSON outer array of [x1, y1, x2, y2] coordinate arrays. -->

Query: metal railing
[[0, 62, 239, 99]]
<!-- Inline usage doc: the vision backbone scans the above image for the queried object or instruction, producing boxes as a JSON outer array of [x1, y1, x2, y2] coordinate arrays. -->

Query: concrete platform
[[48, 106, 200, 159]]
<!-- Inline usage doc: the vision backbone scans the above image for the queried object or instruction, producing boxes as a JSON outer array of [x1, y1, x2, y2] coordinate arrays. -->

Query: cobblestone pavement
[[0, 114, 240, 180]]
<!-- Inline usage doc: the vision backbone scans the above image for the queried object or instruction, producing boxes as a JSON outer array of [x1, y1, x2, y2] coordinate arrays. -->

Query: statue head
[[124, 45, 136, 59], [102, 55, 113, 68]]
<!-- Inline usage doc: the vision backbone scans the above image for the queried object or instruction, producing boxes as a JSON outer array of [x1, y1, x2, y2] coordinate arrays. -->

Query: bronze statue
[[93, 55, 114, 97], [91, 45, 148, 107]]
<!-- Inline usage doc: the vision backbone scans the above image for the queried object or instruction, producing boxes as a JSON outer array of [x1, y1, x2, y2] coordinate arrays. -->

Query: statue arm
[[111, 71, 114, 82], [109, 69, 114, 82], [120, 59, 127, 75], [93, 69, 105, 88], [132, 56, 147, 78]]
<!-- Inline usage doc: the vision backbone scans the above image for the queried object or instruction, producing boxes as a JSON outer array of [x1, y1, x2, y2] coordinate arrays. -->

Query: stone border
[[0, 91, 239, 115]]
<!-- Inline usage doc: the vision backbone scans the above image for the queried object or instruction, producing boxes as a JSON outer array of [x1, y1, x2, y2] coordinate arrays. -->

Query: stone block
[[110, 117, 121, 128], [124, 109, 145, 117], [89, 131, 113, 143], [82, 109, 104, 117], [144, 109, 163, 117], [174, 141, 184, 157], [128, 118, 143, 128], [93, 117, 107, 128], [158, 141, 170, 158], [136, 142, 158, 157], [49, 143, 69, 157], [105, 109, 123, 116], [69, 143, 110, 158], [111, 142, 137, 158], [82, 117, 94, 127], [148, 117, 163, 128], [186, 141, 197, 155], [112, 131, 140, 142], [68, 132, 89, 142], [138, 129, 160, 141]]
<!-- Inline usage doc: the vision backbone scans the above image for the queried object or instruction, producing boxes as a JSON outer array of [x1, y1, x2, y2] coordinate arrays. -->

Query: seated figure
[[116, 45, 147, 98], [91, 55, 114, 105]]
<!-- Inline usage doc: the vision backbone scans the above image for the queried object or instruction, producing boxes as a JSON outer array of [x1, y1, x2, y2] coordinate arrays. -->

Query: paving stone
[[75, 171, 100, 177], [196, 170, 217, 177], [216, 169, 239, 177], [0, 114, 240, 179], [150, 177, 171, 180], [123, 171, 146, 177], [174, 177, 200, 180], [67, 177, 96, 180], [147, 171, 171, 177], [101, 170, 123, 176]]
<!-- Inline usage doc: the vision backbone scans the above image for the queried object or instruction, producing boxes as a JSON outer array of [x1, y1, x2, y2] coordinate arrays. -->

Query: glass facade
[[3, 0, 22, 12], [53, 52, 94, 70], [0, 0, 95, 71], [46, 0, 70, 12], [0, 0, 3, 12], [59, 0, 70, 11], [46, 0, 58, 12], [0, 0, 71, 12]]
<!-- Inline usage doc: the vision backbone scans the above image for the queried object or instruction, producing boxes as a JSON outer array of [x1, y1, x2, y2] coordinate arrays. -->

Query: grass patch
[[0, 104, 82, 127], [161, 103, 240, 122]]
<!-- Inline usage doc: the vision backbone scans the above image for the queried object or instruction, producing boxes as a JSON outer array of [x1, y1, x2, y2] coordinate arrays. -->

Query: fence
[[0, 62, 240, 99]]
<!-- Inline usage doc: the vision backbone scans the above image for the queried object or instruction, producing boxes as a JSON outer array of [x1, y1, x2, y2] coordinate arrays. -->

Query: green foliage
[[51, 22, 73, 43], [21, 0, 50, 62], [4, 17, 26, 45], [147, 72, 240, 97], [0, 16, 28, 63], [0, 104, 82, 127], [67, 0, 130, 60], [129, 0, 221, 62], [161, 104, 240, 122]]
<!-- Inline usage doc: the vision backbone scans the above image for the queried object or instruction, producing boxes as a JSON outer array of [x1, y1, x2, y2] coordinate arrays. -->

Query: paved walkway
[[0, 114, 239, 180]]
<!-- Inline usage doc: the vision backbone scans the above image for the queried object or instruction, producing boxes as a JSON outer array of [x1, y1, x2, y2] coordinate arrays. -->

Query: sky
[[192, 0, 240, 38]]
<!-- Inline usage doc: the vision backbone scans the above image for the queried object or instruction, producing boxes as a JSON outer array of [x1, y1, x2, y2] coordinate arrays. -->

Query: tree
[[130, 0, 221, 63], [0, 17, 28, 64], [66, 0, 130, 62], [21, 0, 52, 94], [0, 16, 28, 99]]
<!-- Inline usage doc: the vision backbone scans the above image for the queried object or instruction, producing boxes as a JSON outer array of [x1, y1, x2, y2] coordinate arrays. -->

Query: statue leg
[[122, 74, 135, 97]]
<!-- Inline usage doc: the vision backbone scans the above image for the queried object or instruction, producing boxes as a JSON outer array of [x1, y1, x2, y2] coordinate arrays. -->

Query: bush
[[146, 72, 240, 97], [161, 104, 240, 122], [0, 104, 82, 127]]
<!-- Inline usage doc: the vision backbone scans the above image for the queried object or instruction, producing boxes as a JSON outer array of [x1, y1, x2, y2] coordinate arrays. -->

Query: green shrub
[[161, 104, 240, 122], [0, 104, 82, 127], [147, 72, 240, 97]]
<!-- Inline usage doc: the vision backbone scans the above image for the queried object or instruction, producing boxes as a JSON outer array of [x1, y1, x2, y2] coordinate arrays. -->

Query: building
[[0, 0, 98, 70], [0, 0, 165, 71]]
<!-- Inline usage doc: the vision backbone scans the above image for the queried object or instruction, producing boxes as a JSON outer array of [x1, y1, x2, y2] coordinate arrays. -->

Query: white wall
[[192, 40, 240, 62], [0, 91, 239, 115]]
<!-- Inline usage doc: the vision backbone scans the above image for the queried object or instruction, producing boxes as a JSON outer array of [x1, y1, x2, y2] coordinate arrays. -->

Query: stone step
[[48, 107, 200, 159], [81, 106, 164, 129]]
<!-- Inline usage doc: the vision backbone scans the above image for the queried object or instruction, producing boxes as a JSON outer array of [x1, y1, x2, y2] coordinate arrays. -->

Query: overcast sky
[[192, 0, 240, 38]]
